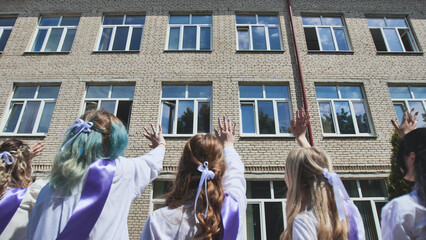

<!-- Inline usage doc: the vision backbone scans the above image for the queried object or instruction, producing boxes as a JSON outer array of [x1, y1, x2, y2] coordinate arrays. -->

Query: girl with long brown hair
[[0, 139, 45, 240], [140, 116, 246, 240], [281, 109, 365, 240]]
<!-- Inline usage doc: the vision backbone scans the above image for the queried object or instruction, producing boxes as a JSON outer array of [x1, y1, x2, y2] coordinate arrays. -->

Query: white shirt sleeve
[[381, 197, 414, 240], [222, 147, 246, 240], [117, 147, 165, 200], [292, 212, 317, 240]]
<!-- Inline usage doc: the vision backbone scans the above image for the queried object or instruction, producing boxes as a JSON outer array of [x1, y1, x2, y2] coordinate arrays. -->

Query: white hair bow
[[194, 161, 215, 223]]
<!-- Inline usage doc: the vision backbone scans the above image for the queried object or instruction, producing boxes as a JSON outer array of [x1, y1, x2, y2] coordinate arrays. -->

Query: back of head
[[397, 128, 426, 206], [0, 139, 31, 198], [283, 147, 348, 240], [165, 134, 226, 240], [50, 110, 128, 194]]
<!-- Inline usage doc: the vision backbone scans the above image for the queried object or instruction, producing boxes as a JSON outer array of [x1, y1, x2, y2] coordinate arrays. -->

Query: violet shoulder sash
[[56, 158, 116, 240], [220, 193, 239, 240], [0, 187, 28, 234]]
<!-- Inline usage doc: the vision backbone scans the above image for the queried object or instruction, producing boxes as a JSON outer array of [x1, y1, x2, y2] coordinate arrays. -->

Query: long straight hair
[[0, 139, 32, 198], [282, 147, 348, 240], [50, 110, 128, 194], [165, 134, 226, 240]]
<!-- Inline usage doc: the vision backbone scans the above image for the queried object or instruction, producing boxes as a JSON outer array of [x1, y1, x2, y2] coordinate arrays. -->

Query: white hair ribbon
[[60, 118, 94, 152], [194, 161, 215, 223], [0, 151, 15, 165], [323, 168, 351, 221]]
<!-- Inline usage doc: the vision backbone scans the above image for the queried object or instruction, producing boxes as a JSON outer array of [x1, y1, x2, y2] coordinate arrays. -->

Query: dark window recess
[[398, 29, 414, 51], [304, 27, 320, 50], [370, 29, 387, 51], [116, 101, 132, 129]]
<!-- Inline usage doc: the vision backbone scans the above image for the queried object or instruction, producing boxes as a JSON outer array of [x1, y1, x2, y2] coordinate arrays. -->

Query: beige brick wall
[[0, 0, 425, 239]]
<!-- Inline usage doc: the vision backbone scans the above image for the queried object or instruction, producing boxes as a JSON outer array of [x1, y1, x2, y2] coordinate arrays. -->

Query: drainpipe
[[286, 0, 314, 146]]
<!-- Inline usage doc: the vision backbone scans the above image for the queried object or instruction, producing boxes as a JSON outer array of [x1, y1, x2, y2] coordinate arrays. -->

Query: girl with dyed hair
[[381, 109, 426, 239], [140, 116, 246, 240], [281, 109, 365, 240], [0, 139, 45, 240], [27, 110, 166, 240]]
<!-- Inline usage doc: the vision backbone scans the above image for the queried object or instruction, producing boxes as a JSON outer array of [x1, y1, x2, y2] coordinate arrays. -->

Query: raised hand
[[214, 116, 236, 148], [290, 108, 311, 148], [391, 108, 418, 138], [143, 123, 166, 149], [29, 142, 45, 160]]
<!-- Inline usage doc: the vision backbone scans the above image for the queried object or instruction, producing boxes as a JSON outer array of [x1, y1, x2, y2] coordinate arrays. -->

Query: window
[[246, 181, 286, 240], [160, 85, 211, 135], [2, 86, 60, 134], [166, 14, 212, 50], [97, 15, 145, 51], [0, 17, 16, 52], [236, 14, 282, 51], [302, 15, 350, 51], [389, 86, 426, 128], [151, 180, 173, 210], [239, 85, 292, 135], [343, 179, 387, 240], [367, 17, 419, 52], [31, 16, 79, 52], [315, 85, 373, 136], [83, 85, 135, 129]]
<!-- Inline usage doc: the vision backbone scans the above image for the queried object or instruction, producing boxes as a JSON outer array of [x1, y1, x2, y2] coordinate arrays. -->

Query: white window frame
[[29, 16, 79, 52], [316, 85, 374, 137], [235, 14, 283, 51], [95, 14, 145, 52], [82, 85, 134, 118], [245, 181, 286, 240], [1, 85, 59, 136], [302, 15, 351, 51], [389, 85, 426, 127], [239, 85, 292, 137], [367, 16, 419, 52], [165, 14, 212, 51], [0, 17, 16, 52], [160, 85, 212, 136]]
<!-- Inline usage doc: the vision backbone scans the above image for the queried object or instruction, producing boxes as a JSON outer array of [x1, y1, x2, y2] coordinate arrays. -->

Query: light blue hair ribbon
[[194, 161, 215, 223], [0, 151, 14, 165], [60, 118, 93, 152], [323, 168, 350, 221]]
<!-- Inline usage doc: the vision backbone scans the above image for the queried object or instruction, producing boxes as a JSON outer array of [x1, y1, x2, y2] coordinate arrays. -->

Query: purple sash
[[220, 193, 239, 240], [0, 188, 27, 234], [56, 159, 116, 240]]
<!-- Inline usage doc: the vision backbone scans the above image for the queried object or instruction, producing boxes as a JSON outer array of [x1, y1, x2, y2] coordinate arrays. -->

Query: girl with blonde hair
[[27, 110, 166, 240], [282, 109, 365, 240], [0, 139, 45, 240], [140, 116, 246, 240]]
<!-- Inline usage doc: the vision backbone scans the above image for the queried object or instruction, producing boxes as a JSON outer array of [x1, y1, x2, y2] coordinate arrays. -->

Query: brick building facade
[[0, 0, 424, 239]]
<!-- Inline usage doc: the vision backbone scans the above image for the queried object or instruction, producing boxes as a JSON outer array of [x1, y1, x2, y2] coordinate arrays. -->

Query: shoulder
[[382, 192, 422, 218], [292, 210, 318, 240], [150, 205, 186, 225]]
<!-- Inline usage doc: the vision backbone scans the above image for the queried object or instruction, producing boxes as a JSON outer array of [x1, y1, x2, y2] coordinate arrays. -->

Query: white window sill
[[236, 50, 284, 53], [163, 50, 212, 52], [92, 50, 140, 53], [307, 50, 354, 54], [24, 51, 71, 54], [239, 134, 294, 138], [0, 133, 47, 137], [322, 134, 377, 138], [376, 51, 423, 55]]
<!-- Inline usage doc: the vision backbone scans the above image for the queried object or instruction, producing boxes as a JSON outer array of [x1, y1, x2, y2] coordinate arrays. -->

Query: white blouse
[[140, 147, 247, 240], [381, 190, 426, 240], [27, 147, 165, 240], [0, 179, 48, 240], [292, 204, 365, 240]]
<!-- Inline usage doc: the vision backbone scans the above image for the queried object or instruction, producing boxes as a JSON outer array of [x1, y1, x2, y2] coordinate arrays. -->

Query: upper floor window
[[166, 14, 212, 51], [83, 85, 135, 129], [367, 17, 419, 52], [236, 14, 282, 51], [0, 17, 16, 52], [160, 85, 211, 135], [31, 16, 79, 52], [97, 15, 145, 51], [239, 85, 291, 136], [389, 86, 426, 128], [315, 85, 373, 136], [302, 15, 350, 51], [2, 85, 60, 135]]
